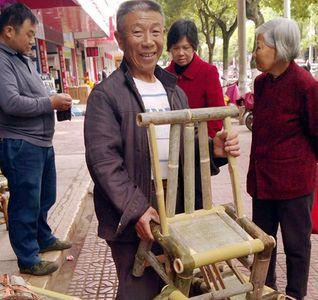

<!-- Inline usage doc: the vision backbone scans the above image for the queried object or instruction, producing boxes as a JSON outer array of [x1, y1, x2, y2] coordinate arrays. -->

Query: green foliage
[[159, 0, 318, 66], [261, 0, 317, 20], [157, 0, 194, 30]]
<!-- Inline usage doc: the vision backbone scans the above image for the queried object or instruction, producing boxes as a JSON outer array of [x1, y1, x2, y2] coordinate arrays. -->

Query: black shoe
[[20, 260, 58, 276], [39, 239, 72, 253]]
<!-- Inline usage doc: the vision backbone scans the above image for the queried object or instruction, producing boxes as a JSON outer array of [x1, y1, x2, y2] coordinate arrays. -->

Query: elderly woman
[[165, 20, 224, 138], [247, 18, 318, 300], [84, 1, 240, 299]]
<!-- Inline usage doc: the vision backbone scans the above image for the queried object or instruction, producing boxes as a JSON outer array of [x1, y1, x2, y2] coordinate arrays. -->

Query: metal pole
[[237, 0, 247, 98], [284, 0, 291, 19]]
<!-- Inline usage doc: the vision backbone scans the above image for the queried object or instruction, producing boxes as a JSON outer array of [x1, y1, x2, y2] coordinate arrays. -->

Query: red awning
[[19, 0, 78, 9]]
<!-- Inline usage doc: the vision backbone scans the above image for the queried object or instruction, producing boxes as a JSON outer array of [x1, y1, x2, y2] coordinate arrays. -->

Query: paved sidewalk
[[0, 115, 91, 288], [66, 122, 318, 300]]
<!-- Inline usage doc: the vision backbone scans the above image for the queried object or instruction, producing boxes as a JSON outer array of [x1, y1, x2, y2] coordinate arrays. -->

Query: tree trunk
[[208, 27, 216, 63], [246, 0, 265, 70], [223, 34, 229, 79]]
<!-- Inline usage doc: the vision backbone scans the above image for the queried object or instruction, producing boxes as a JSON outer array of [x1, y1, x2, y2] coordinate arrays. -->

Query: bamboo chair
[[133, 106, 276, 300]]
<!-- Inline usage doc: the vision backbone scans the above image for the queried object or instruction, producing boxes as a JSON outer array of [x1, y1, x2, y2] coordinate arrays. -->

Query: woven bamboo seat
[[133, 106, 277, 300], [168, 210, 257, 256]]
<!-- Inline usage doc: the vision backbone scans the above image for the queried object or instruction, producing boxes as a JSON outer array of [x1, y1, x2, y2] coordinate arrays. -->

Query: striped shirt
[[134, 77, 170, 179]]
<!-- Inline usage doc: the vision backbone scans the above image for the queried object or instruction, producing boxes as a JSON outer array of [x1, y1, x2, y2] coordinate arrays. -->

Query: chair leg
[[133, 240, 153, 277], [0, 194, 8, 230], [175, 270, 193, 297], [247, 253, 271, 300]]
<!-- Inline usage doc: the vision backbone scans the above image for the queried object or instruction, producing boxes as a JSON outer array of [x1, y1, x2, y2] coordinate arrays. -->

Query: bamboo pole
[[189, 282, 253, 300], [133, 240, 152, 277], [143, 250, 173, 285], [26, 285, 81, 300], [166, 124, 181, 217], [137, 106, 239, 127], [148, 124, 169, 236], [198, 122, 212, 210], [167, 206, 224, 224], [192, 239, 264, 268], [247, 254, 271, 300], [153, 285, 186, 300], [223, 117, 243, 218], [184, 123, 195, 214]]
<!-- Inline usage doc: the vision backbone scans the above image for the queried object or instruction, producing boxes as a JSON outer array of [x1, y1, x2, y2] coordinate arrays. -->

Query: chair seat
[[168, 210, 256, 255]]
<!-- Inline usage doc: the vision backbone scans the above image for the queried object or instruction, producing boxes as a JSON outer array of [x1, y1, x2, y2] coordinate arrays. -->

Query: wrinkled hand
[[213, 130, 240, 158], [50, 93, 72, 111], [135, 207, 160, 241]]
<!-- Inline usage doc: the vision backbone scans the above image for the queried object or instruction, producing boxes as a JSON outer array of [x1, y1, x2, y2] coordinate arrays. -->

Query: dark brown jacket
[[84, 61, 222, 242]]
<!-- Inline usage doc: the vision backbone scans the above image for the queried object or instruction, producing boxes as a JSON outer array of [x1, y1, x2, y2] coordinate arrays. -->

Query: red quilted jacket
[[247, 61, 318, 200], [166, 53, 224, 137]]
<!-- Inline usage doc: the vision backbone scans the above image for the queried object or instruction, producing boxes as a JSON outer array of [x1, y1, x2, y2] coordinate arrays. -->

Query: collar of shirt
[[266, 60, 296, 84], [0, 42, 31, 72], [167, 52, 202, 80], [0, 42, 17, 55]]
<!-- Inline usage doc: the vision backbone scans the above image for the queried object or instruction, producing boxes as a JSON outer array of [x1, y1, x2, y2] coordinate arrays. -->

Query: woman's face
[[253, 34, 277, 73], [170, 36, 195, 67]]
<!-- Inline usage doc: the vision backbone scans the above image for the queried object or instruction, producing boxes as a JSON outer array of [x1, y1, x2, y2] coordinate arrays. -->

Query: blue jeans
[[0, 138, 57, 268]]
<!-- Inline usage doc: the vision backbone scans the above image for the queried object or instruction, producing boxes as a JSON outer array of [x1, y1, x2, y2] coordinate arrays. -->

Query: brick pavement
[[66, 121, 318, 299]]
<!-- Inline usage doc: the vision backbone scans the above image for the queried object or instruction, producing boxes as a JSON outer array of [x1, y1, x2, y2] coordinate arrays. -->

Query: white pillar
[[309, 20, 315, 64], [237, 0, 247, 97], [284, 0, 291, 19]]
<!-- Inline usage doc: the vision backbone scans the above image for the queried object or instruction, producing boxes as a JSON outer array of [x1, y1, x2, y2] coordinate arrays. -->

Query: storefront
[[2, 0, 120, 100]]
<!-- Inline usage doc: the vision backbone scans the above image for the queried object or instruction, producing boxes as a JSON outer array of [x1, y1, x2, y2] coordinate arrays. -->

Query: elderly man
[[84, 1, 239, 299], [0, 3, 72, 276]]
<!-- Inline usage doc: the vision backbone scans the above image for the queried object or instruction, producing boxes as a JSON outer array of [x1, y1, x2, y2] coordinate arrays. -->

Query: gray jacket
[[0, 43, 54, 147]]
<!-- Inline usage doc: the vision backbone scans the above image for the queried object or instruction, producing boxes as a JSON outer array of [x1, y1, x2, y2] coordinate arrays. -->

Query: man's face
[[7, 19, 36, 55], [115, 10, 164, 81], [253, 34, 276, 73]]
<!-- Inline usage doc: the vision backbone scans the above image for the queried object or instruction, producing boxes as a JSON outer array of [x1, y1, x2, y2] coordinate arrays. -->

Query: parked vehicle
[[242, 92, 254, 131], [222, 79, 254, 131]]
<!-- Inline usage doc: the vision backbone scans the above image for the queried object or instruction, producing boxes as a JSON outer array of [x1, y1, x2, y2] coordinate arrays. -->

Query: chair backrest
[[137, 106, 241, 236]]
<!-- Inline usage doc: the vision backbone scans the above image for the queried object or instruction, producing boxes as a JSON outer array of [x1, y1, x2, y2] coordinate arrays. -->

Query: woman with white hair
[[247, 18, 318, 300]]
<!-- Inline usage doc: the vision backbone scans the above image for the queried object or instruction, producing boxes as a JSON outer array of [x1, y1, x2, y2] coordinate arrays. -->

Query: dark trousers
[[107, 241, 163, 300], [0, 139, 57, 268], [252, 194, 313, 299]]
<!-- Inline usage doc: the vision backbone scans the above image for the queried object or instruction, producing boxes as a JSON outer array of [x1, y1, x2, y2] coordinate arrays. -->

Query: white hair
[[255, 18, 300, 62]]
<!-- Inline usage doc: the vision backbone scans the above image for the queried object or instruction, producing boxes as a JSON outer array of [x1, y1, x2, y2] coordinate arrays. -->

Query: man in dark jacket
[[0, 3, 72, 276], [84, 1, 240, 299]]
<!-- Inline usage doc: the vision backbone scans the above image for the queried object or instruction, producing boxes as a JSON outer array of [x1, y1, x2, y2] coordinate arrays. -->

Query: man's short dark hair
[[0, 3, 38, 33], [167, 19, 199, 51]]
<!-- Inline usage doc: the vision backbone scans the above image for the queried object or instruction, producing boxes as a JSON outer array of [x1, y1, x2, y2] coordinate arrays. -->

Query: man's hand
[[213, 130, 240, 158], [50, 93, 72, 111], [135, 207, 160, 241]]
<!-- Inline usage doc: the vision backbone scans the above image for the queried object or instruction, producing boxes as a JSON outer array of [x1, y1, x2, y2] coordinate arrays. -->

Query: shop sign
[[57, 45, 67, 92], [38, 39, 49, 74], [86, 47, 99, 57]]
